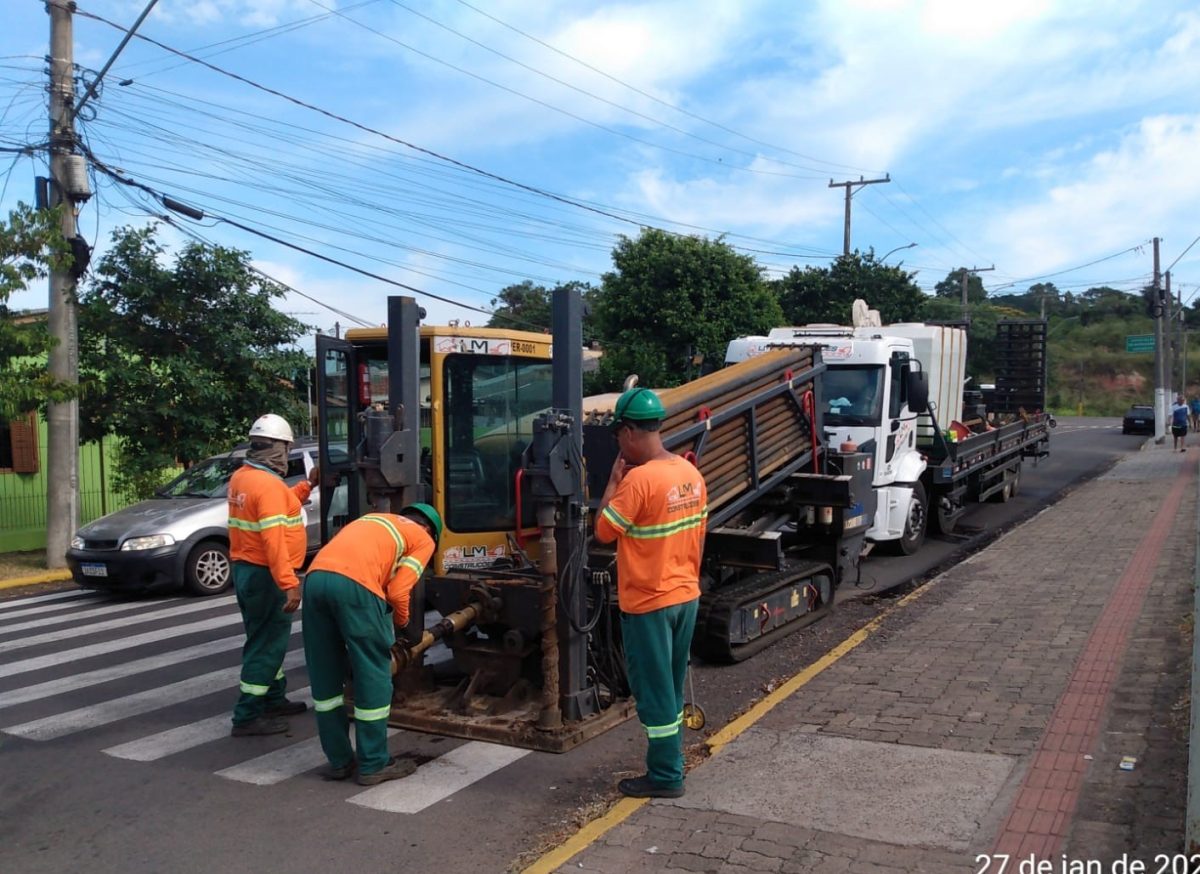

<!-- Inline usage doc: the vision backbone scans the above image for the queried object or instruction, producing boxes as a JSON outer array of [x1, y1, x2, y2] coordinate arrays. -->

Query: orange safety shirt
[[227, 461, 312, 591], [306, 513, 435, 627], [594, 454, 708, 615]]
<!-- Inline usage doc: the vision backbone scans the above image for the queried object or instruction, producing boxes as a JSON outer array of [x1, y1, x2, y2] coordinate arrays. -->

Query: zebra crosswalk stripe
[[3, 649, 306, 741], [216, 724, 400, 785], [0, 624, 301, 711], [347, 742, 530, 813], [0, 589, 97, 612], [0, 595, 212, 638], [0, 596, 240, 656], [0, 614, 240, 680], [0, 593, 126, 622], [104, 687, 314, 762]]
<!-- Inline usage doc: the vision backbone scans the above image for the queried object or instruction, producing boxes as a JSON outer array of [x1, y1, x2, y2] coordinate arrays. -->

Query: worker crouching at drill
[[302, 505, 441, 785], [227, 414, 315, 736], [594, 387, 708, 798]]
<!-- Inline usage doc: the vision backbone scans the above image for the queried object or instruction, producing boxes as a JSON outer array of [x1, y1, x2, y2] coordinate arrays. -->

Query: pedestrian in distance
[[1189, 395, 1200, 431], [227, 414, 316, 736], [302, 504, 441, 785], [1172, 395, 1190, 452], [594, 386, 708, 799]]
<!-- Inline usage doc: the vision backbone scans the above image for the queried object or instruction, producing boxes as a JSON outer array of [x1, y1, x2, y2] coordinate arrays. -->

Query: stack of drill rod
[[591, 346, 819, 516]]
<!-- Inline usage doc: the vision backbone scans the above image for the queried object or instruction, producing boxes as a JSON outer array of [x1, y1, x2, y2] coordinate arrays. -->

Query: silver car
[[66, 439, 334, 597]]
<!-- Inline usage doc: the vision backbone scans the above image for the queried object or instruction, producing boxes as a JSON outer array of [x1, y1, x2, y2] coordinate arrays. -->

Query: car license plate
[[80, 562, 107, 577]]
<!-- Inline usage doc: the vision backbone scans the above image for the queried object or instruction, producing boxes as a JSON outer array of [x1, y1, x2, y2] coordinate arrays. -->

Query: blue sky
[[3, 0, 1199, 344]]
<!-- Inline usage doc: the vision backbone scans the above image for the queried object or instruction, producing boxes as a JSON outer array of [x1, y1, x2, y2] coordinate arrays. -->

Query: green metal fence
[[0, 423, 134, 553]]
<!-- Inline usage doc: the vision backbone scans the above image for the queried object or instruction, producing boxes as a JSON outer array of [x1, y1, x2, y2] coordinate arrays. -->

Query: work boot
[[356, 757, 416, 786], [264, 699, 308, 717], [323, 762, 355, 781], [230, 716, 289, 737], [617, 775, 684, 799]]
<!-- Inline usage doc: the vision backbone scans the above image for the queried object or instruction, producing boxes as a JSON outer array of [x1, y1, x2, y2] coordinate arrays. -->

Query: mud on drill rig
[[314, 289, 878, 752]]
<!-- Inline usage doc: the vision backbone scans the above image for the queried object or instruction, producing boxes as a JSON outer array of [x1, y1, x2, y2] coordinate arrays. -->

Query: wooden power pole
[[960, 266, 994, 321], [828, 174, 890, 256]]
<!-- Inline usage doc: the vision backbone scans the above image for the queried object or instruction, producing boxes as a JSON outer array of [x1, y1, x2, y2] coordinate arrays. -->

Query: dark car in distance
[[1122, 404, 1155, 435]]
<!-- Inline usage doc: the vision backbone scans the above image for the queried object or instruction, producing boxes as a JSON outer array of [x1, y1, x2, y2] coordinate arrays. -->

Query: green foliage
[[933, 268, 987, 304], [487, 279, 598, 342], [0, 204, 75, 421], [78, 225, 311, 494], [591, 229, 783, 390], [775, 251, 926, 326]]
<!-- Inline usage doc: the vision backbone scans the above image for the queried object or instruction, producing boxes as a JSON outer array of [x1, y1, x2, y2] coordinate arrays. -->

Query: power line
[[449, 0, 874, 175], [304, 0, 820, 180], [988, 242, 1152, 292], [1167, 234, 1200, 273], [381, 0, 833, 177]]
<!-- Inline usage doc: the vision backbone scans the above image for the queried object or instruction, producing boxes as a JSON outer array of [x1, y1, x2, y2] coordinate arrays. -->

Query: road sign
[[1125, 334, 1155, 353]]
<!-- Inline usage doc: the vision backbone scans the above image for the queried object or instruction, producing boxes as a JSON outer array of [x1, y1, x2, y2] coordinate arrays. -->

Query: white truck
[[726, 306, 1051, 553]]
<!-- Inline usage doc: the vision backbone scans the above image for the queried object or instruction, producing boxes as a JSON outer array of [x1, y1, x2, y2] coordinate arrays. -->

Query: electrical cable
[[382, 0, 835, 177], [450, 0, 876, 176]]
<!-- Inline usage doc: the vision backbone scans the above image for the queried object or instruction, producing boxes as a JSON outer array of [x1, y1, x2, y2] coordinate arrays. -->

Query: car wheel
[[185, 540, 231, 596]]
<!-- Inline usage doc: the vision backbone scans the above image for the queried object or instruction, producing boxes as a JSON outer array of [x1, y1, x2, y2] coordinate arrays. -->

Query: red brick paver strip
[[992, 455, 1195, 860]]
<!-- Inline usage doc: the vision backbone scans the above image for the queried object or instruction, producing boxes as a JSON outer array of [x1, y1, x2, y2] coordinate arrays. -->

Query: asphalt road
[[0, 417, 1146, 874]]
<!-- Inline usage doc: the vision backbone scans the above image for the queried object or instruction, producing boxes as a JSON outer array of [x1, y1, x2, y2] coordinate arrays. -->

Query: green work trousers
[[232, 561, 294, 725], [302, 570, 396, 775], [621, 598, 699, 788]]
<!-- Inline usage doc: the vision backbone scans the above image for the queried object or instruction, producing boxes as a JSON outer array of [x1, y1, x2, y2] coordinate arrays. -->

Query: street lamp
[[879, 242, 917, 262]]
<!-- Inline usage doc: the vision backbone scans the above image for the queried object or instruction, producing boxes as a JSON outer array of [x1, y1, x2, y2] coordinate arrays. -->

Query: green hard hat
[[403, 502, 443, 545], [613, 386, 666, 424]]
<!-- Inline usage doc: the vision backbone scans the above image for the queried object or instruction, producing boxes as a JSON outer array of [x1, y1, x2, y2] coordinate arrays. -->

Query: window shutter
[[11, 413, 38, 474]]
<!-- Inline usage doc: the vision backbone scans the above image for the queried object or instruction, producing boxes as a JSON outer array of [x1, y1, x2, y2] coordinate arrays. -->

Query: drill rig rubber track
[[693, 560, 835, 664]]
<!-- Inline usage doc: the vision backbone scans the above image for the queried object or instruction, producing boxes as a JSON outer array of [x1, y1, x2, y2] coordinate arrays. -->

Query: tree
[[79, 225, 310, 497], [591, 229, 783, 390], [487, 281, 551, 332], [933, 268, 987, 305], [775, 251, 926, 326], [487, 279, 598, 342], [0, 204, 74, 421]]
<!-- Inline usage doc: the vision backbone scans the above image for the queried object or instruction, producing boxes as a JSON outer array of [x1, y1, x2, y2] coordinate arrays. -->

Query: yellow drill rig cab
[[315, 291, 877, 752]]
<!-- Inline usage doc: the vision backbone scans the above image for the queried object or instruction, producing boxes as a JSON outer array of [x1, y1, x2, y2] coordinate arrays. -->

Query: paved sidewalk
[[543, 440, 1194, 873]]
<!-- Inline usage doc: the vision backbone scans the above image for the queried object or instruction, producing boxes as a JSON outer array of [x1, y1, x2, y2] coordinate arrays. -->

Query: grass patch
[[0, 550, 52, 580]]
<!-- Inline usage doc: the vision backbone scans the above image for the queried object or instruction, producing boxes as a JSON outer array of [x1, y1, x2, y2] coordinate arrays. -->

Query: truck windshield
[[442, 355, 553, 532], [823, 365, 884, 426]]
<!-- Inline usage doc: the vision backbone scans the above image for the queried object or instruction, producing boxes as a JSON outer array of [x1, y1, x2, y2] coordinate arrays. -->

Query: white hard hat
[[248, 413, 294, 443]]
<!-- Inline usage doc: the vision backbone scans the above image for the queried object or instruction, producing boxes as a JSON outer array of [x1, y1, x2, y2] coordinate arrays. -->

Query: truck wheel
[[184, 540, 231, 596], [1009, 467, 1021, 497], [899, 482, 927, 555]]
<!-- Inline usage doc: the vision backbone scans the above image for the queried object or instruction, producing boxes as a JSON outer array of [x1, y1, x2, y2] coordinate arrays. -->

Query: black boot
[[617, 775, 683, 798]]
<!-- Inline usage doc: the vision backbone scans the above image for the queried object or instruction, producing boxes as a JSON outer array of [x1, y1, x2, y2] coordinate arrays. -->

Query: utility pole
[[828, 174, 890, 256], [45, 0, 81, 567], [960, 265, 994, 321], [1153, 237, 1166, 441]]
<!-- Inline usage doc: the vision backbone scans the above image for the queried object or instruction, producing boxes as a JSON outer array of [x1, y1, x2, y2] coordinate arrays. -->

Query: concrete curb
[[0, 570, 74, 592]]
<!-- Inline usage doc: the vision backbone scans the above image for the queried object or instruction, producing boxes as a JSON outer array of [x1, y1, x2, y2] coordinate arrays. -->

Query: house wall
[[0, 420, 133, 553]]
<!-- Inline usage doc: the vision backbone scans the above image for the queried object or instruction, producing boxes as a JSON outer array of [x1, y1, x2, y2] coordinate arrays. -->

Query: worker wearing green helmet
[[595, 386, 708, 798], [301, 503, 441, 785]]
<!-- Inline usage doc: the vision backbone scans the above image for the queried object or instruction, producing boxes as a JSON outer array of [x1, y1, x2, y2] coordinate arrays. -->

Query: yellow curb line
[[523, 580, 940, 873], [0, 570, 74, 591]]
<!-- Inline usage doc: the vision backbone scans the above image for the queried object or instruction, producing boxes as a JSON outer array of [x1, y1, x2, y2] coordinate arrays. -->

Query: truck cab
[[727, 322, 967, 553]]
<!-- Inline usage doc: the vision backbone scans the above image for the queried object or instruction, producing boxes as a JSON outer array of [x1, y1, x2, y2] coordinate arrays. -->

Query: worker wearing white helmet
[[227, 413, 317, 736]]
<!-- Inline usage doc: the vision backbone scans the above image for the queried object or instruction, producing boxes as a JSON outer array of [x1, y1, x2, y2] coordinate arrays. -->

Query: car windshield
[[157, 456, 242, 499]]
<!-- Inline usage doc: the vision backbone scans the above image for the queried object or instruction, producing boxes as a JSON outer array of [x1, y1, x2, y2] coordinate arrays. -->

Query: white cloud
[[984, 114, 1200, 278]]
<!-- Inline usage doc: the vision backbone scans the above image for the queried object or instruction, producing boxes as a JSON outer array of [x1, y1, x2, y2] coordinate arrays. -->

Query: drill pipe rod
[[657, 348, 814, 421], [658, 367, 815, 434], [391, 602, 482, 674]]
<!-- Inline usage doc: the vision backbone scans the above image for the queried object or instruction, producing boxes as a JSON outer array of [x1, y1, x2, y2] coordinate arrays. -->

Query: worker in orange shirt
[[302, 504, 441, 785], [227, 413, 316, 736], [594, 387, 707, 799]]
